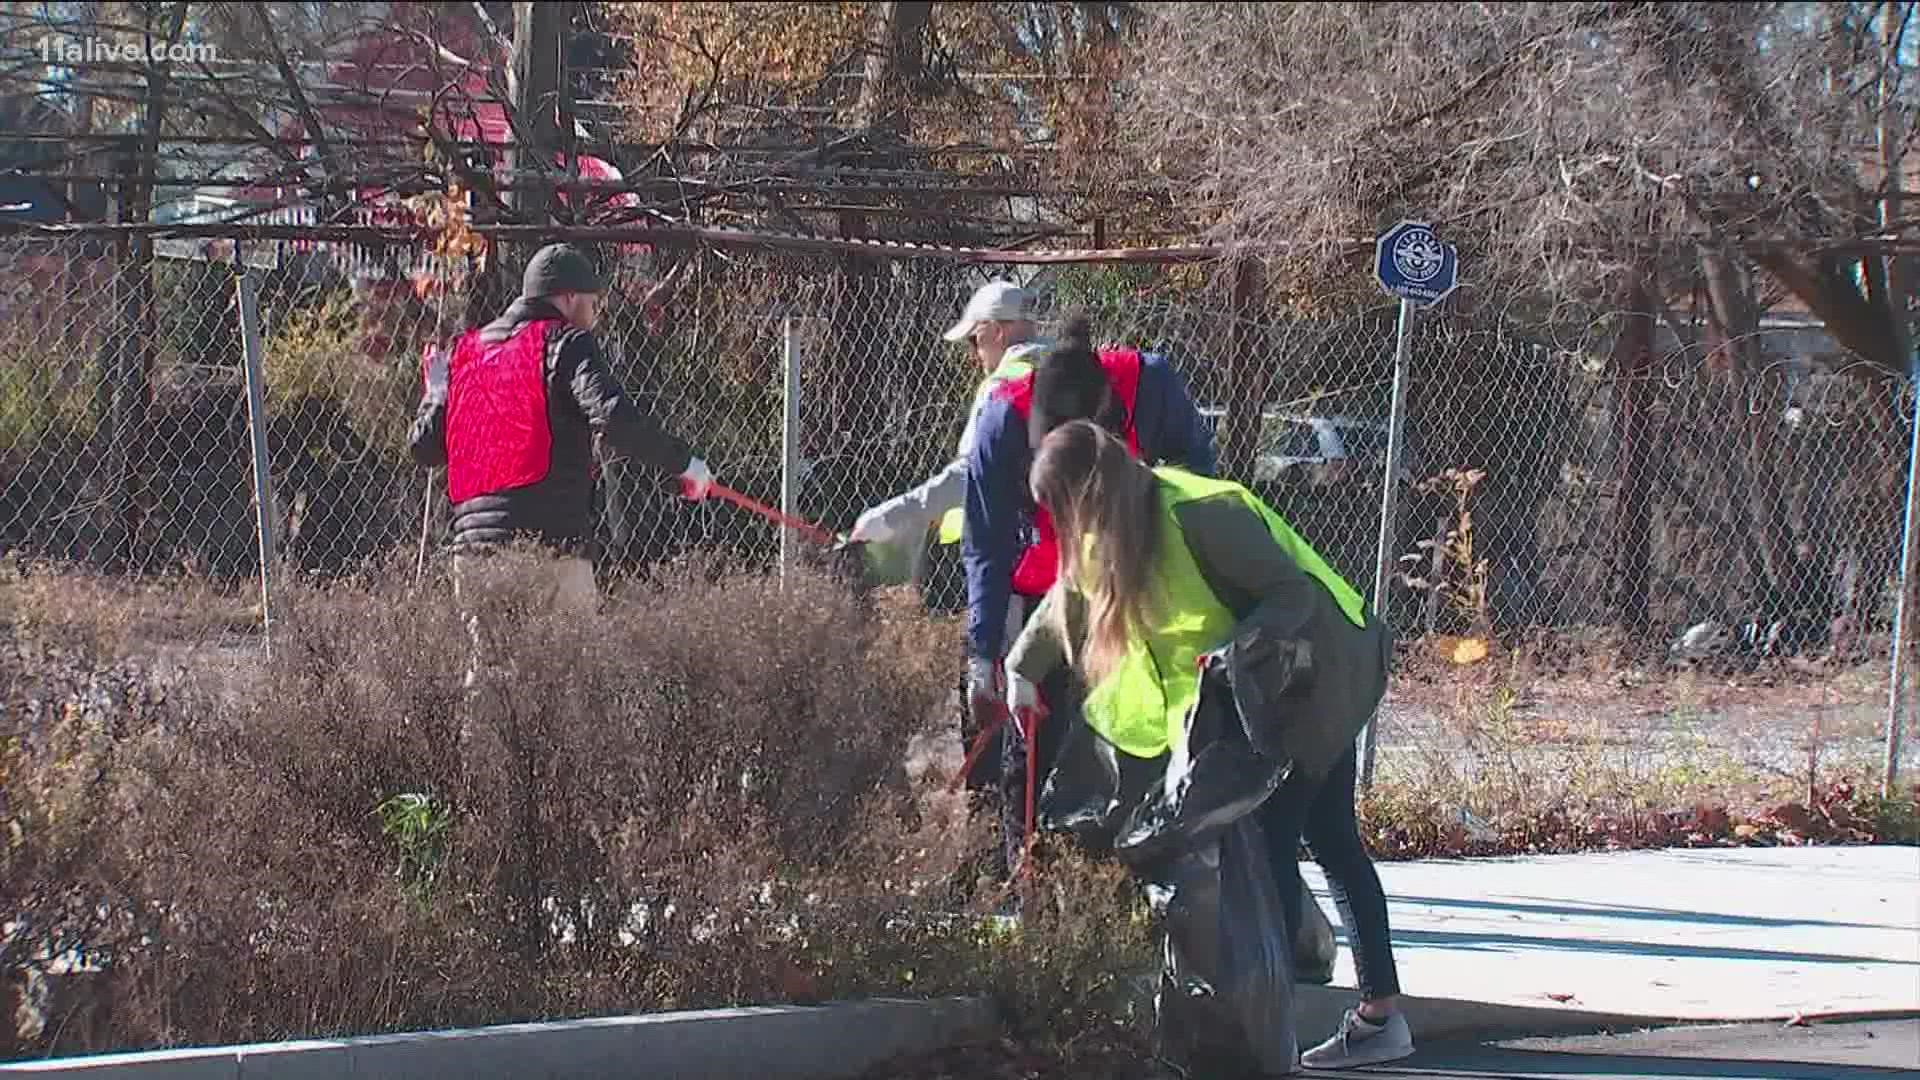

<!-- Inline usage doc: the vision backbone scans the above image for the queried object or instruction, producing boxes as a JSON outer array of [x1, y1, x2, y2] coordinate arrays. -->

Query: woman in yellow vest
[[1004, 419, 1413, 1072]]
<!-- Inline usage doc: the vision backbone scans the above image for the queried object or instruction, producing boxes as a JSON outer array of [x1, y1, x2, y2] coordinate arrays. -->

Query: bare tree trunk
[[1701, 246, 1813, 623], [1879, 2, 1915, 676], [58, 2, 99, 401], [854, 1, 930, 140], [1611, 274, 1657, 634], [817, 1, 929, 462], [98, 2, 189, 571], [507, 1, 568, 237], [67, 1, 98, 216], [1883, 2, 1913, 359]]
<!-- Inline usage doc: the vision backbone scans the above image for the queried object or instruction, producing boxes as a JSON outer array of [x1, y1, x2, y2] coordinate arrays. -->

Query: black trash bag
[[1040, 713, 1337, 991], [1039, 645, 1301, 1078], [1036, 699, 1160, 851], [1110, 644, 1296, 869], [1036, 638, 1303, 856], [1142, 815, 1298, 1079], [1198, 617, 1321, 771]]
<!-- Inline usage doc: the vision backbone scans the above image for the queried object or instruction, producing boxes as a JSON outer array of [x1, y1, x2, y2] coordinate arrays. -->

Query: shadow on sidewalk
[[1374, 928, 1912, 967], [1382, 893, 1912, 934]]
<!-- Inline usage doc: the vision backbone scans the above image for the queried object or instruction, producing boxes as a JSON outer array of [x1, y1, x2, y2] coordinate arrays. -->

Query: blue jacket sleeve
[[1139, 353, 1218, 477], [962, 395, 1029, 660]]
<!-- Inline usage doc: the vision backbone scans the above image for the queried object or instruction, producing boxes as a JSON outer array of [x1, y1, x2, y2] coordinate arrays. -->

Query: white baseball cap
[[942, 281, 1036, 342]]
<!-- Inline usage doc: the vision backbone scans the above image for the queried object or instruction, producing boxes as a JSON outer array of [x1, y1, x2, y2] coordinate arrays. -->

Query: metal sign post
[[1359, 220, 1459, 790], [1886, 348, 1920, 798]]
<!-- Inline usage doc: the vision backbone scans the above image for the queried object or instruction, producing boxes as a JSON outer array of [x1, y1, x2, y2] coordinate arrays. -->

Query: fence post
[[1886, 351, 1920, 798], [1218, 259, 1265, 482], [99, 154, 144, 570], [1359, 297, 1416, 791], [781, 315, 802, 582], [235, 268, 277, 657]]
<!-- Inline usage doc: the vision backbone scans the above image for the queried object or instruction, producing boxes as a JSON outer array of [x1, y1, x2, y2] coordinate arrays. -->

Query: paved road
[[1314, 1019, 1919, 1079]]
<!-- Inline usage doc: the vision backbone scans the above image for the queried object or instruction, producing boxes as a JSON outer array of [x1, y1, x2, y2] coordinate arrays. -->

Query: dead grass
[[1, 553, 1150, 1062], [1361, 654, 1918, 859], [2, 558, 262, 656]]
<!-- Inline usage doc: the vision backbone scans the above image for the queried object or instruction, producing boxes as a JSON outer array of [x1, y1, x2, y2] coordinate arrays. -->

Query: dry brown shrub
[[2, 551, 1152, 1061]]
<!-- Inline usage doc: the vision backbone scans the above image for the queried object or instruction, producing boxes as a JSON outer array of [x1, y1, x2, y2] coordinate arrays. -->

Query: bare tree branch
[[249, 2, 334, 191]]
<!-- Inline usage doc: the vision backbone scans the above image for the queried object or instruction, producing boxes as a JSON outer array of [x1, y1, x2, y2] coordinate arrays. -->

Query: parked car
[[1199, 407, 1409, 487], [152, 193, 247, 225]]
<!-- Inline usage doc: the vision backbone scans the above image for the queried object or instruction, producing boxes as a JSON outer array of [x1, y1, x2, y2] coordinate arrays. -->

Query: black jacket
[[408, 298, 694, 554]]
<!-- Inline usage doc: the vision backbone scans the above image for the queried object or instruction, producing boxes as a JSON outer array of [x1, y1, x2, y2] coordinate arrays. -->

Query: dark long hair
[[1028, 310, 1127, 450], [1029, 419, 1162, 685]]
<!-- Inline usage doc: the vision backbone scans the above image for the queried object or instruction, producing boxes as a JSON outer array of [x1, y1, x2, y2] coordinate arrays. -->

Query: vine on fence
[[1402, 467, 1492, 662]]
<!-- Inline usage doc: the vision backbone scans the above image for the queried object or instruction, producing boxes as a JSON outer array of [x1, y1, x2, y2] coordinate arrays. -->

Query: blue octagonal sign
[[1374, 220, 1459, 306]]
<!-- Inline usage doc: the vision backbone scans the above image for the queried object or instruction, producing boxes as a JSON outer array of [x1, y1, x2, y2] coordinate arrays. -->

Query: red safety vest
[[994, 346, 1145, 597], [444, 319, 560, 504]]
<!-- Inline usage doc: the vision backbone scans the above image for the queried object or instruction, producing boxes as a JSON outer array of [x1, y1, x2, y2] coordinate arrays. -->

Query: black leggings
[[1257, 744, 1402, 999]]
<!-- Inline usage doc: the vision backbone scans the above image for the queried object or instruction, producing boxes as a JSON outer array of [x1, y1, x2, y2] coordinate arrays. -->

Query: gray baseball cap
[[942, 281, 1035, 342], [521, 243, 606, 300]]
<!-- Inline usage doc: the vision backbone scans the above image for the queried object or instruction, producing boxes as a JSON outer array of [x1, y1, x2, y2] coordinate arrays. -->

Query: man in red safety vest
[[409, 243, 714, 654]]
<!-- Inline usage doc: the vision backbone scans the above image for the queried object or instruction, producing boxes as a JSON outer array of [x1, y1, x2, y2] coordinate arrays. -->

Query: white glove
[[967, 656, 1002, 707], [848, 504, 896, 545], [678, 457, 714, 502], [1008, 673, 1039, 714]]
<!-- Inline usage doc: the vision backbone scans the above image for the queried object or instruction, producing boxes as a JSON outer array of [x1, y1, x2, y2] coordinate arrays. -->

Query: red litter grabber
[[951, 689, 1051, 879], [704, 481, 839, 547]]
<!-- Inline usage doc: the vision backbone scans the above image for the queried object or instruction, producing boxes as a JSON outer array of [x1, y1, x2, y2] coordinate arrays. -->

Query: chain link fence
[[1, 236, 265, 582], [1, 226, 1914, 780]]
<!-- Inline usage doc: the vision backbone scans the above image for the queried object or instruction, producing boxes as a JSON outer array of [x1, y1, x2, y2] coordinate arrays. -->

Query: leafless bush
[[0, 554, 1152, 1060]]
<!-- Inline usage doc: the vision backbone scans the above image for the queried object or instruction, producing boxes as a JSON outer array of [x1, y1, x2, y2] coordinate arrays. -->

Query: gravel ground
[[15, 625, 1916, 791], [1369, 659, 1916, 785]]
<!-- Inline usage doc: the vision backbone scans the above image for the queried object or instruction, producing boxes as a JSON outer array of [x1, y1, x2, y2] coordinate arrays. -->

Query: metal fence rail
[[0, 225, 1911, 792]]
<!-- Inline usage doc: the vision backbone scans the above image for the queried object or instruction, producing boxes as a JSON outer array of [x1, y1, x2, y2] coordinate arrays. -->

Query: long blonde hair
[[1029, 420, 1162, 686]]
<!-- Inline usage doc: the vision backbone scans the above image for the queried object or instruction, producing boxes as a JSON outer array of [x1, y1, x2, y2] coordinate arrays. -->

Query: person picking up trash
[[409, 242, 716, 628], [410, 242, 714, 560], [1004, 418, 1412, 1072], [845, 281, 1050, 800], [960, 311, 1217, 889]]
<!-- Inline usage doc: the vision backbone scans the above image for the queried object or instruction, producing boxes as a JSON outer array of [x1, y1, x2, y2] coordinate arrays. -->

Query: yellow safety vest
[[1080, 467, 1369, 759], [936, 353, 1035, 545]]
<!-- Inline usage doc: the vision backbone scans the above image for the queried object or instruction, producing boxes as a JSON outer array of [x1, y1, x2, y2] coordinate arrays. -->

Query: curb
[[1295, 986, 1920, 1045], [0, 996, 1000, 1080]]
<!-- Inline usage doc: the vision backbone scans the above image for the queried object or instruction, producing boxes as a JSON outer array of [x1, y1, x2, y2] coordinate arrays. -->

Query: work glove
[[679, 457, 714, 502], [1008, 673, 1040, 716], [847, 504, 897, 545]]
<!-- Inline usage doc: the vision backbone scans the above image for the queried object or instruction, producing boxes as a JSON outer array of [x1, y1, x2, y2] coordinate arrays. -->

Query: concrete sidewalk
[[1297, 845, 1919, 1037]]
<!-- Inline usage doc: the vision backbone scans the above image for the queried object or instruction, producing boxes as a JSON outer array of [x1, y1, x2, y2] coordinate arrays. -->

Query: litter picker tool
[[951, 692, 1051, 879], [707, 482, 838, 547]]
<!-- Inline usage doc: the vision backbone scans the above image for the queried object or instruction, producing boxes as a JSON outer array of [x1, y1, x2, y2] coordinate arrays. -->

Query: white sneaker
[[1301, 1008, 1414, 1070]]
